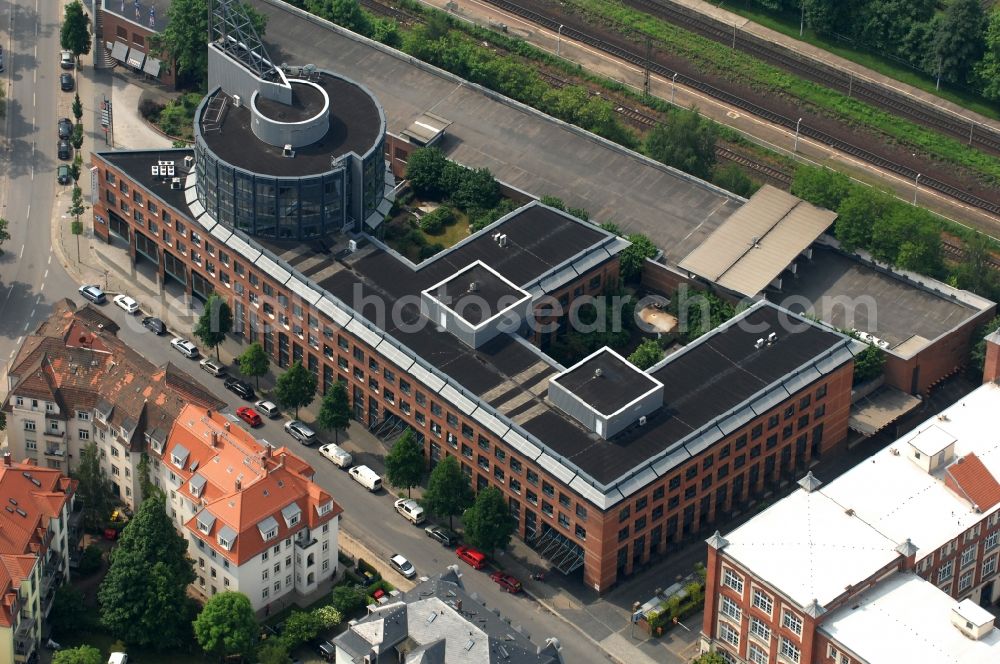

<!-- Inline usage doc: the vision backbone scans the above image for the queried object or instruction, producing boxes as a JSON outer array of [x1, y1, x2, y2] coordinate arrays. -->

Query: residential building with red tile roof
[[3, 300, 224, 510], [700, 381, 1000, 664], [0, 456, 77, 664], [153, 405, 341, 610]]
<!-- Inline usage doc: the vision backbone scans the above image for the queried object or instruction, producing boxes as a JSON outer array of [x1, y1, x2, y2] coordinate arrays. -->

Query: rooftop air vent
[[232, 94, 241, 108], [184, 155, 194, 169], [594, 368, 603, 378], [468, 281, 479, 293], [170, 177, 182, 190], [282, 144, 295, 158], [767, 332, 778, 343], [638, 415, 647, 426], [498, 234, 508, 248], [754, 338, 764, 349]]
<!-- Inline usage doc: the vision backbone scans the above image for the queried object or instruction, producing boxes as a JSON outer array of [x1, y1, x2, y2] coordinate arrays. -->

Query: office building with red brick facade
[[701, 379, 1000, 663], [86, 16, 863, 591]]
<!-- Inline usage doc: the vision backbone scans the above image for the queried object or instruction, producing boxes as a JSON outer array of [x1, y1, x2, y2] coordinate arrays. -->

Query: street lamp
[[557, 24, 564, 57], [794, 117, 802, 152], [671, 72, 678, 105], [800, 1, 805, 37], [913, 173, 921, 205]]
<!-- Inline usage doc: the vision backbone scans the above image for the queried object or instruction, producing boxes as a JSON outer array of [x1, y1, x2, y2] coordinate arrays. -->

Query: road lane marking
[[40, 282, 45, 291], [43, 269, 48, 280], [22, 322, 28, 332], [25, 204, 29, 219], [19, 246, 24, 259], [47, 255, 52, 265], [30, 308, 35, 318]]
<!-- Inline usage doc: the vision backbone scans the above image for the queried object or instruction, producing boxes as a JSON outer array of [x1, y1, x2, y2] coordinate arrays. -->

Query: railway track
[[359, 0, 410, 21], [623, 0, 1000, 156], [479, 0, 1000, 218]]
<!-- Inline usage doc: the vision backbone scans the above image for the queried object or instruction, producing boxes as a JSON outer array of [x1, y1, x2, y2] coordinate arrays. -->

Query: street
[[0, 0, 78, 378]]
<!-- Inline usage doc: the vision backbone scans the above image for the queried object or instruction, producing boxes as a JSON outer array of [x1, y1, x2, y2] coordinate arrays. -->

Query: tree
[[691, 653, 728, 664], [644, 109, 717, 180], [711, 164, 758, 198], [194, 293, 233, 361], [317, 382, 351, 443], [385, 429, 424, 498], [68, 186, 86, 263], [281, 609, 324, 649], [78, 544, 103, 575], [974, 10, 1000, 101], [453, 167, 501, 212], [314, 605, 343, 629], [929, 0, 987, 85], [256, 640, 292, 664], [970, 315, 1000, 374], [71, 153, 83, 183], [193, 591, 257, 659], [463, 486, 516, 553], [790, 165, 852, 211], [71, 124, 84, 150], [238, 341, 270, 389], [405, 147, 449, 198], [307, 0, 373, 36], [628, 338, 663, 370], [619, 233, 658, 283], [422, 456, 473, 530], [274, 360, 318, 418], [49, 585, 91, 636], [72, 93, 83, 123], [951, 234, 1000, 301], [834, 187, 893, 252], [852, 344, 886, 385], [98, 495, 196, 649], [0, 217, 9, 254], [53, 646, 103, 664], [60, 1, 91, 62], [331, 583, 368, 616], [74, 441, 115, 531]]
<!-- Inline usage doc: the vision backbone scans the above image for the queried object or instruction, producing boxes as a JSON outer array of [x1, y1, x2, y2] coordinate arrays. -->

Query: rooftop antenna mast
[[208, 0, 281, 82]]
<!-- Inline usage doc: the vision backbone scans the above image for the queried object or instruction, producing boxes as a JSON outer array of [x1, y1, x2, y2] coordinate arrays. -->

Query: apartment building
[[0, 457, 77, 664], [154, 405, 342, 610], [701, 381, 1000, 663], [87, 4, 865, 590]]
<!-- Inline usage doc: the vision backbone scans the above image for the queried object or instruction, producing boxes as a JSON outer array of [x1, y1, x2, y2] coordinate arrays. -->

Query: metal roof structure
[[209, 0, 282, 83], [679, 185, 836, 298]]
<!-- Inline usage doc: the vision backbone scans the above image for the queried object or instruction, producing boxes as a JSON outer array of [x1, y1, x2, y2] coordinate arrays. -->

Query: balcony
[[15, 615, 35, 638], [43, 430, 66, 441], [44, 447, 65, 458], [14, 634, 37, 660]]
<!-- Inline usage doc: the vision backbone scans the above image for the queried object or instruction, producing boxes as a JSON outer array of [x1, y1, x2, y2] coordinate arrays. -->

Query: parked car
[[348, 465, 382, 492], [284, 419, 316, 444], [60, 72, 74, 91], [394, 498, 426, 525], [424, 524, 459, 547], [169, 337, 199, 358], [78, 284, 106, 304], [254, 400, 280, 418], [456, 546, 487, 570], [224, 376, 254, 399], [489, 571, 523, 593], [318, 443, 352, 469], [389, 554, 416, 579], [57, 164, 71, 184], [317, 641, 335, 662], [57, 117, 73, 140], [57, 140, 71, 160], [236, 406, 262, 427], [200, 358, 226, 377], [141, 316, 166, 335], [112, 294, 139, 314], [59, 50, 74, 69]]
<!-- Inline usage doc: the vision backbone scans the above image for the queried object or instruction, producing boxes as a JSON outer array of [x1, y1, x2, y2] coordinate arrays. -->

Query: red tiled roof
[[165, 406, 341, 566], [946, 452, 1000, 512]]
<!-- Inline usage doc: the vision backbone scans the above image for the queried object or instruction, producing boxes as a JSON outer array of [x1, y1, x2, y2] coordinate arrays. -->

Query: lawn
[[384, 204, 472, 262]]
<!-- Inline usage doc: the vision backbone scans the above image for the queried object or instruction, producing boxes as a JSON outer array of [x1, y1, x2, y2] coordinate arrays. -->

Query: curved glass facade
[[195, 140, 351, 240]]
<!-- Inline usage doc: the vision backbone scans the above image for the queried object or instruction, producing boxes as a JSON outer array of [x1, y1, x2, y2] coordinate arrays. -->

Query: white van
[[319, 443, 353, 469], [348, 465, 382, 492], [394, 498, 425, 525], [108, 654, 128, 664]]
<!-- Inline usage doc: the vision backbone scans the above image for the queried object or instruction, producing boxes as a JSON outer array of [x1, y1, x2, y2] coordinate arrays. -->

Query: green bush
[[331, 583, 369, 616], [419, 206, 455, 234], [77, 544, 103, 575]]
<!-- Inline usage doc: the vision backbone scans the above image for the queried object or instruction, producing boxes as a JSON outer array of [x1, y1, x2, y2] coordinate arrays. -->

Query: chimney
[[235, 478, 242, 491], [982, 329, 1000, 384], [456, 599, 463, 612], [210, 432, 219, 448], [206, 409, 212, 419], [3, 453, 10, 467]]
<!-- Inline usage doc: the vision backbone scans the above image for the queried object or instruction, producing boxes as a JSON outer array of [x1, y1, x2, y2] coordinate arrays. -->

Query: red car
[[236, 406, 262, 427], [489, 571, 522, 593]]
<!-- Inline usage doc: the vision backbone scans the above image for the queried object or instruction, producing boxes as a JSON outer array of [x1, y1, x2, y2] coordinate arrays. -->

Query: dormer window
[[119, 426, 129, 440], [281, 503, 302, 529], [318, 501, 333, 516], [170, 444, 190, 470], [196, 509, 216, 534], [45, 403, 54, 412], [257, 516, 280, 541], [265, 528, 277, 540], [218, 535, 231, 549], [217, 525, 237, 551]]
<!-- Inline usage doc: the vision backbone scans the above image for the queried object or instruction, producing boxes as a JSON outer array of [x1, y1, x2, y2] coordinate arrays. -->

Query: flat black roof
[[431, 263, 525, 326], [255, 81, 325, 122], [99, 149, 193, 213], [198, 73, 382, 177], [555, 350, 659, 415]]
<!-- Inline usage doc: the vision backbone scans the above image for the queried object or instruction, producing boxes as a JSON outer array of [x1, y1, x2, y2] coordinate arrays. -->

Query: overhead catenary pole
[[671, 72, 678, 105], [794, 117, 802, 152], [557, 24, 564, 57]]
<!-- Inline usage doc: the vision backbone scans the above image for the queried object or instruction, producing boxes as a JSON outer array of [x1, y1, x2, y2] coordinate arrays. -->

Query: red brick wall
[[984, 334, 1000, 384], [98, 10, 176, 88], [641, 260, 704, 296]]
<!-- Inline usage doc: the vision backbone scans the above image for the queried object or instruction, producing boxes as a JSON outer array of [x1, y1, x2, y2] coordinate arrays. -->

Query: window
[[718, 621, 740, 647], [526, 490, 538, 506], [558, 513, 570, 528], [782, 610, 802, 636], [526, 469, 539, 486], [77, 410, 90, 420], [779, 637, 800, 663], [959, 569, 974, 592], [938, 559, 954, 583], [510, 458, 522, 474], [983, 554, 997, 578], [749, 616, 770, 642], [618, 527, 629, 542], [262, 588, 269, 599], [961, 546, 977, 568], [723, 568, 744, 594], [816, 384, 827, 399], [619, 506, 631, 523], [576, 504, 588, 520], [78, 429, 89, 440], [747, 642, 768, 664], [986, 530, 999, 551], [752, 588, 773, 615], [634, 516, 647, 532], [541, 501, 553, 517], [720, 595, 741, 621], [24, 421, 36, 431], [510, 478, 521, 494], [575, 524, 587, 540]]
